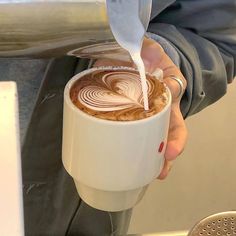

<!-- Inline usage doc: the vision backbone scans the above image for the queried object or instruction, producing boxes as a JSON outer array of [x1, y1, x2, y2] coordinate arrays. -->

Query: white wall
[[128, 82, 236, 234]]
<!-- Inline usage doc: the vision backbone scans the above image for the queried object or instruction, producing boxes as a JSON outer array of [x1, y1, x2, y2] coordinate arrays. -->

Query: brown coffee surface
[[70, 68, 168, 121]]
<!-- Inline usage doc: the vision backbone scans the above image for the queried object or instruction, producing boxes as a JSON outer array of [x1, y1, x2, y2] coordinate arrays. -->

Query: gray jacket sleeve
[[148, 0, 236, 118]]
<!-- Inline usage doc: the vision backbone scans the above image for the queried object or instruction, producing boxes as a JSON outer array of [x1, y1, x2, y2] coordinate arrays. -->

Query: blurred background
[[128, 81, 236, 234]]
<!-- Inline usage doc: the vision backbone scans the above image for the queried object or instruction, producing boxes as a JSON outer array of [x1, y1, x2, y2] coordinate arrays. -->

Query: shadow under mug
[[62, 67, 171, 211]]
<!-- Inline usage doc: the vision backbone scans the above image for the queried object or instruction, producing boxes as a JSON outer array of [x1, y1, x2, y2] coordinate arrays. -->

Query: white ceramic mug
[[62, 67, 171, 211]]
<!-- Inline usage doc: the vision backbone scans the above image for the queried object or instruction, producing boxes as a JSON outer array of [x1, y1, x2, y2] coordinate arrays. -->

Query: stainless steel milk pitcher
[[0, 0, 152, 58]]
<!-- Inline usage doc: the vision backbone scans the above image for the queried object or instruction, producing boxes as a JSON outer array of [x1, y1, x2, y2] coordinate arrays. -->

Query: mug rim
[[64, 66, 172, 126]]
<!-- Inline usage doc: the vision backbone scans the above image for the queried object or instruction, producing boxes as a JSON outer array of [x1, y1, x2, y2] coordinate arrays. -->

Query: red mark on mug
[[158, 141, 165, 153]]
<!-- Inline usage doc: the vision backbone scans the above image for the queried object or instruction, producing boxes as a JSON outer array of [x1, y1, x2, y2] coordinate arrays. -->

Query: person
[[1, 1, 235, 235]]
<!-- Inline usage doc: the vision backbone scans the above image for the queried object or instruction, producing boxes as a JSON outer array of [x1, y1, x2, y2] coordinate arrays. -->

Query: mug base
[[74, 181, 149, 212]]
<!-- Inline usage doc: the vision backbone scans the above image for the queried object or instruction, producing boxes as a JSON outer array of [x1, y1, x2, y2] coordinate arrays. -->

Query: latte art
[[78, 72, 152, 111], [70, 68, 168, 121]]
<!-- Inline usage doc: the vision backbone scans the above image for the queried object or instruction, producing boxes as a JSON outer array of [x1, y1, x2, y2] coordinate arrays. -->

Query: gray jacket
[[149, 0, 236, 117], [1, 1, 235, 235]]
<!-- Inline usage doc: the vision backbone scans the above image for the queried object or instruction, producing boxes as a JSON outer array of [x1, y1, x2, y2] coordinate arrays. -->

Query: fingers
[[158, 73, 187, 180], [158, 105, 188, 180], [158, 160, 173, 180], [165, 106, 188, 161], [164, 77, 186, 107]]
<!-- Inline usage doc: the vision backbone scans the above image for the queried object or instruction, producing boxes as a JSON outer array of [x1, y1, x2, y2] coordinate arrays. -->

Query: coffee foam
[[70, 68, 168, 121]]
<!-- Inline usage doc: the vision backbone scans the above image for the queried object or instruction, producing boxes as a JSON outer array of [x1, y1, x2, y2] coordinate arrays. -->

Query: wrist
[[146, 32, 181, 67]]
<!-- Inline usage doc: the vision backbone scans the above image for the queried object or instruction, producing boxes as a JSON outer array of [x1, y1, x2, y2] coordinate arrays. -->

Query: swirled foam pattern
[[70, 68, 168, 121]]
